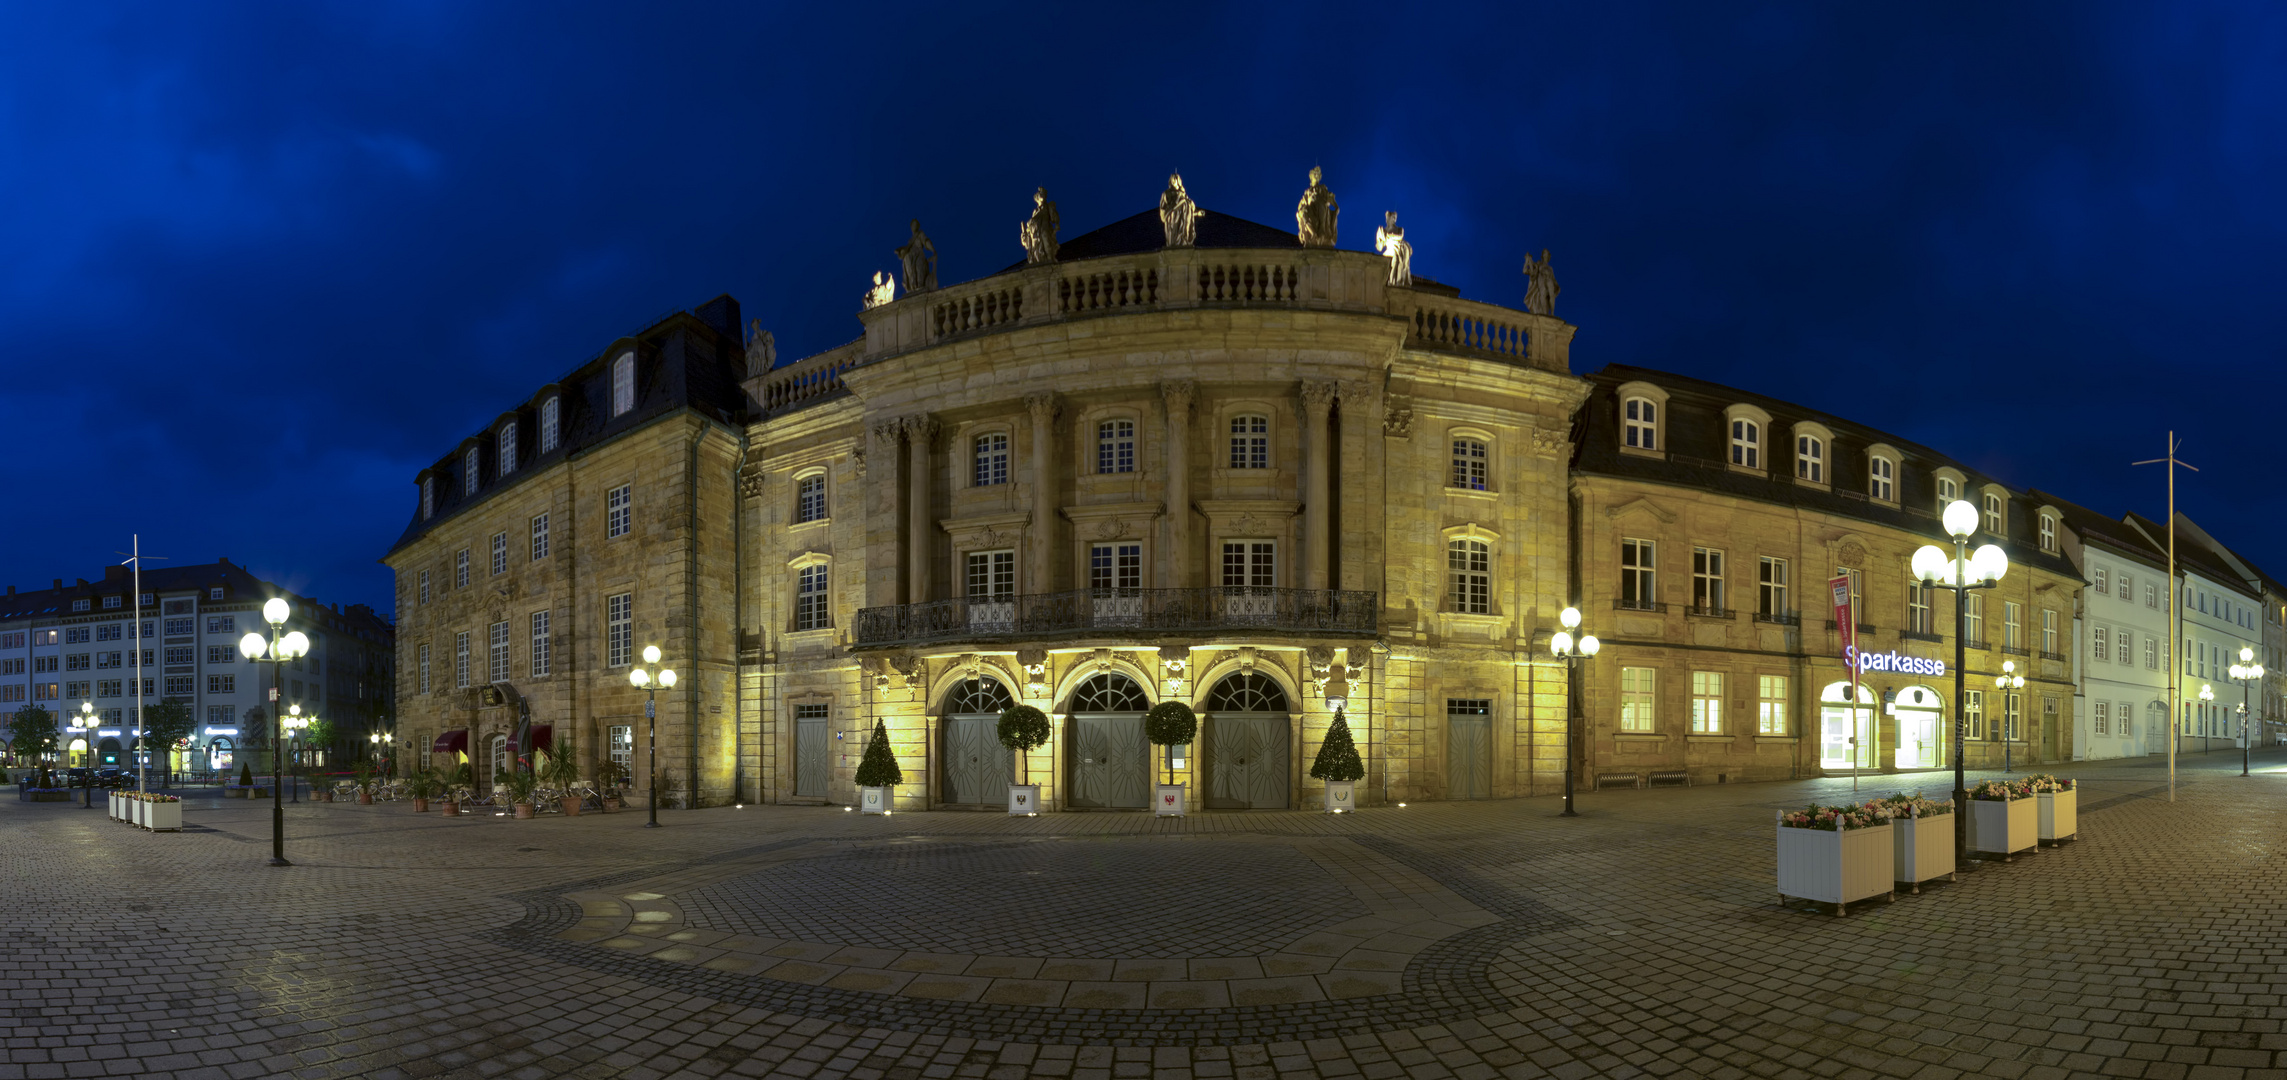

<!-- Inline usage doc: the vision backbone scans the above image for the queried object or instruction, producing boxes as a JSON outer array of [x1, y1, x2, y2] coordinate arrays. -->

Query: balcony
[[1754, 611, 1801, 626], [852, 587, 1378, 648]]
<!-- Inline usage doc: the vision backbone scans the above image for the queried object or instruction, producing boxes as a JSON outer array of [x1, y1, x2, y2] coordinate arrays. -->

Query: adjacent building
[[2043, 492, 2171, 759]]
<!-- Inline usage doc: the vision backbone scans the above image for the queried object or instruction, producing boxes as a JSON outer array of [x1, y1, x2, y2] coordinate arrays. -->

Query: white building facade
[[2048, 496, 2171, 761]]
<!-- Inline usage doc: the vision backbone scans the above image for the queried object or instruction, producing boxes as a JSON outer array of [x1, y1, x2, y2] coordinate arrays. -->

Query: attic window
[[210, 587, 225, 601], [611, 353, 636, 417], [72, 599, 89, 612], [463, 448, 480, 495]]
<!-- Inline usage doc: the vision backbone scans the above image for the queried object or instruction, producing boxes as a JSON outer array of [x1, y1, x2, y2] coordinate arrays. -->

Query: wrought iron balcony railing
[[853, 586, 1378, 647]]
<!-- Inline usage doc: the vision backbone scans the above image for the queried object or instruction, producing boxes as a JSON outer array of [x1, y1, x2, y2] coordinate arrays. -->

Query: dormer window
[[103, 596, 121, 610], [498, 421, 518, 476], [1937, 475, 1959, 508], [463, 448, 480, 495], [611, 352, 636, 417], [540, 397, 560, 453], [1729, 419, 1760, 468], [1983, 492, 2005, 535], [73, 599, 89, 612], [1796, 436, 1823, 482], [2039, 512, 2057, 553], [421, 476, 435, 519], [1868, 456, 1892, 500], [1623, 398, 1656, 449], [210, 588, 224, 600]]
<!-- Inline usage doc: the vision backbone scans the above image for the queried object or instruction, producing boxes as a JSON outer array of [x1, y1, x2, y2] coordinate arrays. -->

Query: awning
[[432, 730, 469, 756]]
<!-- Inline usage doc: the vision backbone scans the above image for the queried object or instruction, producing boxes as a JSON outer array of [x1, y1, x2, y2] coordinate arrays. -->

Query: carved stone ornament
[[852, 448, 867, 478], [1531, 428, 1567, 457], [738, 463, 765, 499], [1090, 648, 1116, 675], [898, 219, 938, 293], [1236, 646, 1258, 673], [1158, 645, 1189, 673], [1232, 512, 1261, 534], [871, 421, 904, 452], [1017, 648, 1048, 674], [1160, 173, 1203, 248], [1838, 541, 1868, 567], [902, 414, 940, 446], [744, 321, 776, 378], [1160, 379, 1195, 414], [1295, 166, 1339, 248], [1093, 519, 1130, 540], [1024, 392, 1060, 423], [1298, 379, 1339, 413], [1374, 211, 1412, 287], [1383, 405, 1414, 439], [1306, 645, 1336, 676], [959, 653, 984, 680], [1021, 187, 1060, 265], [977, 526, 1004, 549], [887, 652, 923, 688], [863, 271, 896, 311]]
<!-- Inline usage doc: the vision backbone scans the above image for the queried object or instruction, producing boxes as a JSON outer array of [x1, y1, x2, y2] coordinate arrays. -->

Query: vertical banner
[[1828, 575, 1856, 663]]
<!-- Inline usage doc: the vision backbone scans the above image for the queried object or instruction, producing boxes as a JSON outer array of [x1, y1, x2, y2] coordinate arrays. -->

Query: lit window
[[1621, 539, 1656, 610], [611, 353, 635, 417], [1622, 398, 1656, 450], [2094, 568, 2108, 594], [1450, 438, 1489, 490], [1984, 493, 2004, 535], [539, 397, 560, 453], [1796, 436, 1823, 482], [1729, 419, 1759, 468], [973, 433, 1009, 486], [2004, 693, 2021, 741], [795, 474, 827, 523], [1907, 583, 1932, 634], [1229, 415, 1269, 470], [498, 421, 518, 476], [1097, 419, 1135, 474], [1938, 476, 1958, 512], [608, 484, 632, 538], [1620, 667, 1657, 732], [2039, 513, 2056, 552], [606, 593, 632, 667], [795, 565, 831, 630], [1690, 671, 1723, 734], [1757, 557, 1788, 619], [1448, 539, 1490, 614], [1692, 548, 1724, 613], [464, 447, 480, 495], [1965, 689, 1984, 739], [1868, 456, 1893, 501], [1757, 675, 1788, 735]]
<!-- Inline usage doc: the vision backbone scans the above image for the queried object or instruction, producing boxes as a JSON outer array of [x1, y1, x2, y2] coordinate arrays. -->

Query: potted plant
[[1144, 700, 1196, 817], [1966, 778, 2037, 861], [997, 705, 1050, 815], [1873, 792, 1954, 893], [1775, 801, 1896, 915], [853, 719, 901, 814], [2027, 774, 2076, 845], [351, 762, 378, 804], [441, 761, 473, 816], [541, 738, 584, 816], [496, 768, 539, 818], [1310, 707, 1365, 813], [404, 769, 441, 814], [596, 759, 627, 811], [137, 791, 183, 832]]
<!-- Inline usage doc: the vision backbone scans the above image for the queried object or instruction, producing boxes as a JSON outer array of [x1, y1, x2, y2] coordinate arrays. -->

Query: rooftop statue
[[1159, 172, 1203, 248], [1374, 211, 1412, 287], [744, 321, 776, 377], [1523, 248, 1560, 316], [897, 219, 937, 293], [863, 271, 896, 311], [1020, 187, 1060, 264], [1295, 166, 1339, 248]]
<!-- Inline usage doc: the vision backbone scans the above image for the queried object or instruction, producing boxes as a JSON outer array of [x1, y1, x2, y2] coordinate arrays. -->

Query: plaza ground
[[6, 749, 2287, 1080]]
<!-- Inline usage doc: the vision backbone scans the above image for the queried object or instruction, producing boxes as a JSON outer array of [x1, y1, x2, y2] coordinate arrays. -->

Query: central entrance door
[[940, 678, 1015, 805], [1892, 685, 1944, 769], [1204, 673, 1290, 809], [1067, 673, 1151, 809], [1447, 698, 1491, 799], [793, 704, 829, 797]]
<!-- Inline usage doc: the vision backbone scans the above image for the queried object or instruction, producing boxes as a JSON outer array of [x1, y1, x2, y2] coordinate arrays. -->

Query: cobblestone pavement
[[8, 750, 2287, 1080]]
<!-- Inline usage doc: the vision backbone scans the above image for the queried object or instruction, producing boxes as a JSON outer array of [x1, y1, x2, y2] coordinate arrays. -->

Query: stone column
[[904, 415, 937, 604], [1025, 394, 1059, 594], [1160, 381, 1195, 588], [1300, 380, 1338, 590], [871, 420, 906, 603]]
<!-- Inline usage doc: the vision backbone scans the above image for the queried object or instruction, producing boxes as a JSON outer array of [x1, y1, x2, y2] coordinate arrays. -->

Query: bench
[[1594, 773, 1643, 790], [1647, 771, 1692, 788]]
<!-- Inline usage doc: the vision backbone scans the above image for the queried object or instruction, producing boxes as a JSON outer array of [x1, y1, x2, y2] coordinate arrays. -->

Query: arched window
[[1623, 398, 1656, 449], [462, 447, 480, 495], [539, 397, 560, 453], [793, 564, 830, 631], [498, 421, 518, 476], [1096, 419, 1136, 474], [1229, 415, 1269, 469], [421, 476, 435, 520], [795, 473, 827, 523], [1450, 438, 1489, 491], [611, 353, 636, 417], [1448, 538, 1490, 613], [1868, 455, 1893, 501], [1206, 672, 1290, 712], [1796, 435, 1823, 482], [945, 677, 1014, 715], [1729, 419, 1760, 468], [1070, 672, 1149, 712], [973, 432, 1009, 486], [2039, 512, 2057, 553], [1983, 492, 2005, 535]]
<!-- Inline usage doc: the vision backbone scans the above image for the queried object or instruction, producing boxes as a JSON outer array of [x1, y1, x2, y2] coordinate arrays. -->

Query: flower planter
[[142, 799, 181, 832], [1324, 781, 1356, 814], [412, 797, 430, 813], [358, 791, 374, 805], [315, 790, 333, 803], [559, 796, 583, 817], [1007, 784, 1040, 816], [130, 798, 146, 828], [1968, 796, 2038, 860], [2038, 788, 2076, 845], [602, 796, 623, 812], [440, 799, 459, 817], [1155, 783, 1185, 817], [1776, 815, 1895, 915], [859, 786, 890, 815], [1894, 808, 1956, 893], [513, 802, 535, 820], [110, 792, 124, 821]]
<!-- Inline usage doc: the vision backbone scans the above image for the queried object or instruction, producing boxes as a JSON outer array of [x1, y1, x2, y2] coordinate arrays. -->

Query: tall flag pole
[[2135, 433, 2197, 803]]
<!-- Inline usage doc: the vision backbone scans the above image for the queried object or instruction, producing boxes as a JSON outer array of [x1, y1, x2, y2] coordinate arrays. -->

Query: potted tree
[[541, 737, 584, 816], [854, 719, 901, 814], [1144, 701, 1196, 817], [350, 761, 378, 804], [404, 768, 440, 814], [1310, 707, 1364, 812], [596, 758, 628, 811], [997, 704, 1050, 815], [441, 761, 472, 816], [497, 768, 539, 819]]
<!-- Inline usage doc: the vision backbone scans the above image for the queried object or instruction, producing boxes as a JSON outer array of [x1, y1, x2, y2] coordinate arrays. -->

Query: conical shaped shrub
[[1309, 708, 1365, 782], [854, 719, 904, 788]]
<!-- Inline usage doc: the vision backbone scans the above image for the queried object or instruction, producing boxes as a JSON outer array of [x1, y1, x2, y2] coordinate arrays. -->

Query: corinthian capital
[[1160, 380, 1196, 413], [1299, 379, 1339, 413], [871, 420, 904, 451], [902, 413, 940, 445], [1024, 393, 1060, 423]]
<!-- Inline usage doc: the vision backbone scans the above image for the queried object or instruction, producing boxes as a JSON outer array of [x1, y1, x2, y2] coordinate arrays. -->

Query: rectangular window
[[417, 644, 431, 694], [208, 705, 230, 726], [488, 621, 510, 682], [1448, 539, 1490, 614], [1757, 675, 1788, 735], [795, 565, 832, 631], [64, 627, 88, 644], [2004, 693, 2022, 740], [2042, 609, 2058, 655], [1623, 398, 1656, 449], [608, 484, 633, 537], [208, 675, 235, 695], [421, 477, 435, 519], [163, 676, 192, 696], [2145, 637, 2159, 669], [1963, 592, 1984, 645], [1965, 689, 1985, 740], [530, 611, 551, 676], [1868, 456, 1892, 501], [967, 551, 1017, 599], [1758, 557, 1788, 619], [1220, 542, 1277, 588], [1796, 435, 1823, 481], [2145, 582, 2158, 608], [540, 398, 559, 453], [2117, 630, 2132, 665], [1621, 538, 1656, 610], [455, 549, 469, 589], [609, 724, 633, 778], [464, 447, 480, 495], [419, 569, 431, 605], [1689, 671, 1723, 733], [454, 631, 470, 688], [1090, 543, 1143, 592], [32, 656, 58, 673], [607, 593, 633, 667], [94, 652, 118, 669], [974, 433, 1010, 485], [2004, 601, 2022, 648], [1984, 493, 2004, 534], [2092, 626, 2108, 661], [1729, 419, 1759, 468], [96, 624, 120, 641], [64, 680, 87, 700], [206, 646, 234, 664], [2093, 568, 2108, 594], [1450, 438, 1488, 490], [2094, 700, 2109, 735], [97, 679, 121, 699], [1097, 419, 1136, 474], [1620, 667, 1657, 732], [65, 653, 88, 671], [1229, 416, 1269, 470], [499, 422, 518, 475], [205, 615, 234, 635], [491, 532, 508, 576], [796, 475, 827, 523], [612, 355, 635, 417], [163, 618, 193, 636], [164, 646, 193, 666], [530, 513, 550, 561], [0, 631, 19, 648], [2039, 513, 2056, 552], [1907, 583, 1932, 634], [1691, 547, 1724, 613], [1838, 567, 1864, 623]]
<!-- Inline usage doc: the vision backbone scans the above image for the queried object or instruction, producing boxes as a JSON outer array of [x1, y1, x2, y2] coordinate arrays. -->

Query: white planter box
[[1155, 783, 1185, 817], [859, 786, 890, 814], [1776, 815, 1894, 913], [1893, 810, 1956, 892], [2038, 789, 2076, 843], [1968, 796, 2038, 859], [1007, 784, 1040, 816], [1324, 781, 1356, 813], [110, 793, 123, 821], [143, 800, 181, 831], [136, 799, 150, 828]]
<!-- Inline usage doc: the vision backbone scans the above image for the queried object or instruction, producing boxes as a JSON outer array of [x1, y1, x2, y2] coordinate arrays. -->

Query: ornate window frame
[[1791, 421, 1834, 488], [1616, 381, 1668, 458], [1445, 427, 1496, 494], [1865, 442, 1900, 505], [1723, 403, 1770, 474]]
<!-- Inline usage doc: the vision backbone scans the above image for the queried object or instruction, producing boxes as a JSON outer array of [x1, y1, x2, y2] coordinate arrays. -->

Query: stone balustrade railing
[[752, 340, 859, 415]]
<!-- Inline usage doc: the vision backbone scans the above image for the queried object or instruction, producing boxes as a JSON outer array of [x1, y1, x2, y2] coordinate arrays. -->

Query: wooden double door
[[1204, 713, 1290, 809], [941, 715, 1015, 805]]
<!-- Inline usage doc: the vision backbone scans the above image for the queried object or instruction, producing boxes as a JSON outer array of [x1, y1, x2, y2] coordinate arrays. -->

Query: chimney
[[76, 578, 88, 587], [53, 579, 62, 589], [5, 586, 13, 596], [105, 565, 127, 581]]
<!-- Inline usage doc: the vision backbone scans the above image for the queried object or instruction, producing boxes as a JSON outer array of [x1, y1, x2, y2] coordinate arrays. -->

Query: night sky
[[4, 3, 2282, 617]]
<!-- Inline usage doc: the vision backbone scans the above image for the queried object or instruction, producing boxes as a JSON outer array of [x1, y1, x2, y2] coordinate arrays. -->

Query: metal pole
[[645, 686, 660, 828], [133, 535, 145, 797], [1561, 654, 1578, 817], [2244, 681, 2252, 777], [1951, 536, 1969, 867], [269, 639, 289, 867]]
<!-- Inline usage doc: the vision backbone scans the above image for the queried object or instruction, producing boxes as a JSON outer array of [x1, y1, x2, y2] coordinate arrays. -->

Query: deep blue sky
[[3, 3, 2282, 616]]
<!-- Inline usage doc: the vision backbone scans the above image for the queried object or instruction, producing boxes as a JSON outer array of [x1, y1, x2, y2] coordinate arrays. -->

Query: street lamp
[[1548, 606, 1601, 819], [239, 597, 310, 868], [369, 731, 393, 774], [75, 701, 97, 809], [1912, 499, 2008, 865], [1993, 661, 2027, 771], [282, 705, 313, 803], [2198, 683, 2216, 755], [627, 645, 677, 829], [2230, 647, 2264, 776]]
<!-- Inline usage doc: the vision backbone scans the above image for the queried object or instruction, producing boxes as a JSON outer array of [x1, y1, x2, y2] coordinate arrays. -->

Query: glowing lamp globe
[[629, 668, 650, 688], [239, 632, 268, 660], [658, 668, 677, 688], [1910, 545, 1947, 584], [1550, 631, 1574, 656], [1970, 545, 2008, 583], [262, 598, 290, 625], [642, 645, 662, 665], [1559, 606, 1582, 629], [281, 631, 311, 659], [1941, 500, 1979, 539], [1578, 635, 1601, 657]]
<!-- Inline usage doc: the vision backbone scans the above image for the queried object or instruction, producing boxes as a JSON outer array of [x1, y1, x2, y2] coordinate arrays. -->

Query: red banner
[[1829, 574, 1856, 667]]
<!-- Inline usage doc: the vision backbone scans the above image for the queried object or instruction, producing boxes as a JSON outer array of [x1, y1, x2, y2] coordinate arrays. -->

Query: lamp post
[[1912, 499, 2009, 866], [1548, 606, 1601, 818], [627, 645, 676, 829], [282, 705, 313, 803], [239, 598, 310, 868], [76, 701, 98, 808], [1995, 662, 2026, 771], [2231, 647, 2264, 777], [369, 731, 392, 773], [2197, 683, 2216, 755]]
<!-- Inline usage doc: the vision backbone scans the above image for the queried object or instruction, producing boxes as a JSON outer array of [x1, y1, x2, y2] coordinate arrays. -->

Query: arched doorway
[[1818, 682, 1875, 770], [1066, 673, 1150, 809], [208, 737, 235, 774], [1892, 685, 1944, 769], [96, 737, 121, 769], [1203, 672, 1291, 809], [941, 677, 1015, 806]]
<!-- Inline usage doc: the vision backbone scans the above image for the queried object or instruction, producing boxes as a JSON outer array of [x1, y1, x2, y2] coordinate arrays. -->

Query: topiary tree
[[237, 761, 255, 787], [1144, 701, 1197, 785], [853, 719, 903, 788], [1310, 707, 1365, 783], [997, 705, 1051, 784]]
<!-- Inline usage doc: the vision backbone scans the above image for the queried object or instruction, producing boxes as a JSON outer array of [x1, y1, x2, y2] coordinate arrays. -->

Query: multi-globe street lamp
[[369, 731, 393, 773], [1912, 499, 2009, 865], [2198, 683, 2216, 754], [1547, 606, 1601, 819], [627, 645, 677, 829], [2230, 647, 2264, 777], [282, 705, 314, 803], [75, 701, 98, 809], [238, 598, 310, 868], [1995, 661, 2026, 771]]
